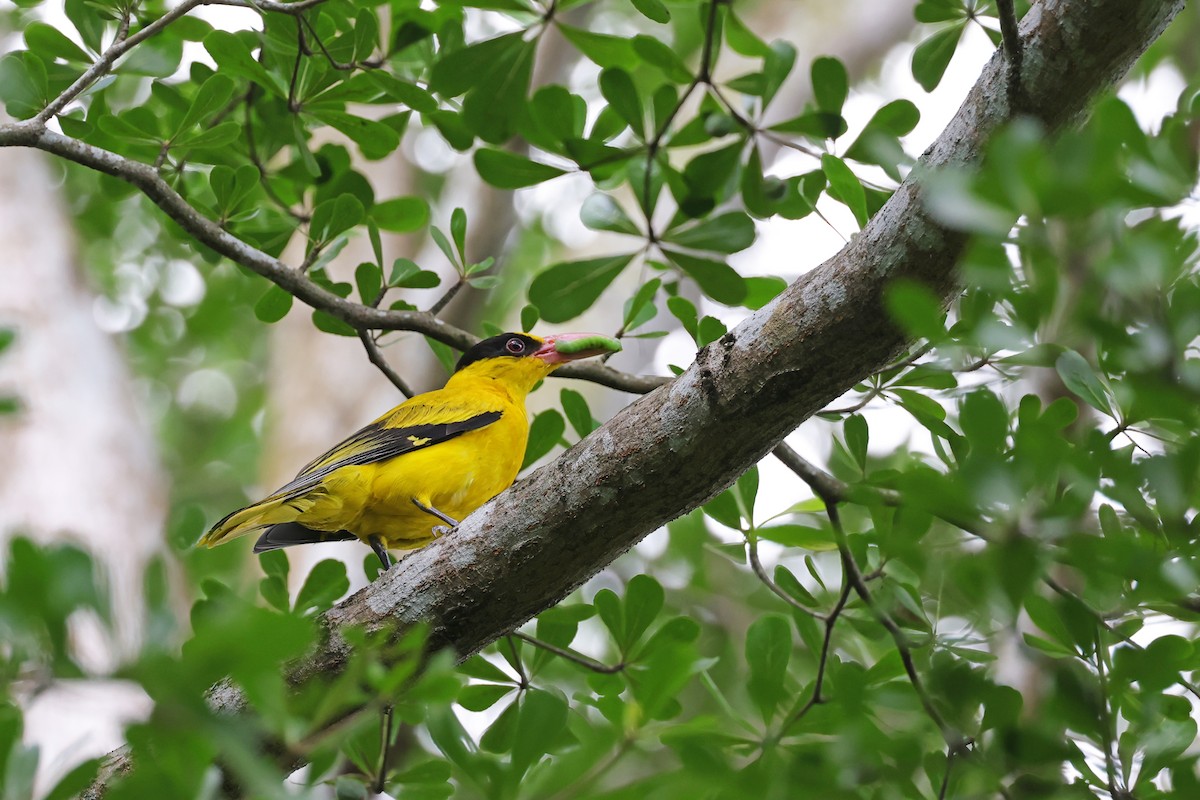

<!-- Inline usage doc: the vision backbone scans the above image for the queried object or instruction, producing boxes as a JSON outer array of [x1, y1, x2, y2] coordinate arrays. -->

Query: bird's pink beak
[[532, 333, 616, 365]]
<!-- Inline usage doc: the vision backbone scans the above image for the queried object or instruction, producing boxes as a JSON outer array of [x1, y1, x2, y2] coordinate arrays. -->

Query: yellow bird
[[199, 332, 619, 569]]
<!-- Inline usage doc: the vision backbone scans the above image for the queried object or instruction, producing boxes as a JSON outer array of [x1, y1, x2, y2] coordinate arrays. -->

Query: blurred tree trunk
[[0, 140, 162, 793]]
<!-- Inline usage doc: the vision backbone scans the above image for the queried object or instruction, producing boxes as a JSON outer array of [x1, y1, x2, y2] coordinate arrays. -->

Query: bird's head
[[451, 332, 621, 395]]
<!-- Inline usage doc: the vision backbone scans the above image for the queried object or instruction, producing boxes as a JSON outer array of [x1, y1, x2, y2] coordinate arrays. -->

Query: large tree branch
[[71, 0, 1183, 792]]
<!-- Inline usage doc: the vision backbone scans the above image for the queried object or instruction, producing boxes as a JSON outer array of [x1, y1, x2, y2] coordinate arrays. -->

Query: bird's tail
[[198, 496, 302, 548]]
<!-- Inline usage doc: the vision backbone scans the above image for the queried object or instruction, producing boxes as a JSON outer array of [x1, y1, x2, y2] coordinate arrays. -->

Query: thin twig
[[503, 635, 529, 689], [299, 14, 384, 70], [827, 502, 967, 750], [747, 532, 823, 619], [776, 575, 852, 737], [511, 631, 624, 674], [36, 0, 209, 123], [243, 89, 310, 221], [428, 279, 466, 317], [358, 331, 415, 398]]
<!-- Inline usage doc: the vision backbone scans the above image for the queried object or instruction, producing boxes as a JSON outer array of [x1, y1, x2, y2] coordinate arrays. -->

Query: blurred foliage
[[2, 0, 1200, 798]]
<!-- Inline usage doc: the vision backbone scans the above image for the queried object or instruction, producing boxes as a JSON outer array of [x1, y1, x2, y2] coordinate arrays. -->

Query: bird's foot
[[431, 525, 457, 539]]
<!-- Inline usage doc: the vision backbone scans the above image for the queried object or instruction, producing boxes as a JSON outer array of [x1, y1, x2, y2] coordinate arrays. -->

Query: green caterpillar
[[554, 335, 622, 355]]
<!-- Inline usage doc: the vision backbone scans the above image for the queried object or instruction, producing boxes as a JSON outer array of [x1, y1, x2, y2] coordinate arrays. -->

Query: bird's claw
[[431, 525, 456, 539]]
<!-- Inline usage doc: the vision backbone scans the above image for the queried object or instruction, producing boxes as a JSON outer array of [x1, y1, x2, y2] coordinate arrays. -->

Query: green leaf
[[663, 250, 747, 305], [25, 22, 90, 63], [512, 690, 568, 772], [355, 263, 383, 304], [768, 111, 848, 140], [667, 295, 699, 341], [630, 0, 670, 23], [560, 389, 595, 439], [450, 207, 467, 261], [743, 276, 787, 310], [173, 122, 240, 149], [811, 56, 848, 113], [203, 30, 279, 92], [373, 197, 430, 233], [558, 24, 637, 69], [176, 73, 236, 136], [844, 414, 868, 471], [578, 193, 643, 236], [631, 36, 692, 83], [474, 149, 566, 189], [594, 588, 623, 644], [479, 699, 519, 753], [697, 316, 726, 347], [313, 310, 358, 337], [528, 254, 634, 323], [311, 110, 401, 160], [623, 574, 664, 653], [520, 304, 539, 331], [0, 52, 48, 120], [911, 23, 965, 92], [581, 193, 640, 236], [364, 72, 439, 112], [702, 489, 742, 530], [432, 33, 516, 96], [758, 525, 835, 551], [624, 278, 661, 331], [458, 683, 514, 712], [389, 258, 441, 289], [664, 212, 756, 254], [599, 67, 644, 138], [821, 154, 868, 227], [293, 559, 350, 615], [522, 410, 566, 468], [746, 614, 792, 721], [254, 284, 294, 323], [725, 11, 771, 57], [1055, 350, 1115, 416], [310, 194, 365, 244]]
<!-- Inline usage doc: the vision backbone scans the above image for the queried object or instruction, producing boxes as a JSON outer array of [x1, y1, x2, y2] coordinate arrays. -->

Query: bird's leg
[[411, 499, 459, 528], [368, 535, 393, 571]]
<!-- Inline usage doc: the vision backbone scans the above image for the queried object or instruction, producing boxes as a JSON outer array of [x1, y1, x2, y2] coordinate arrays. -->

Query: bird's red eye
[[505, 338, 525, 354]]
